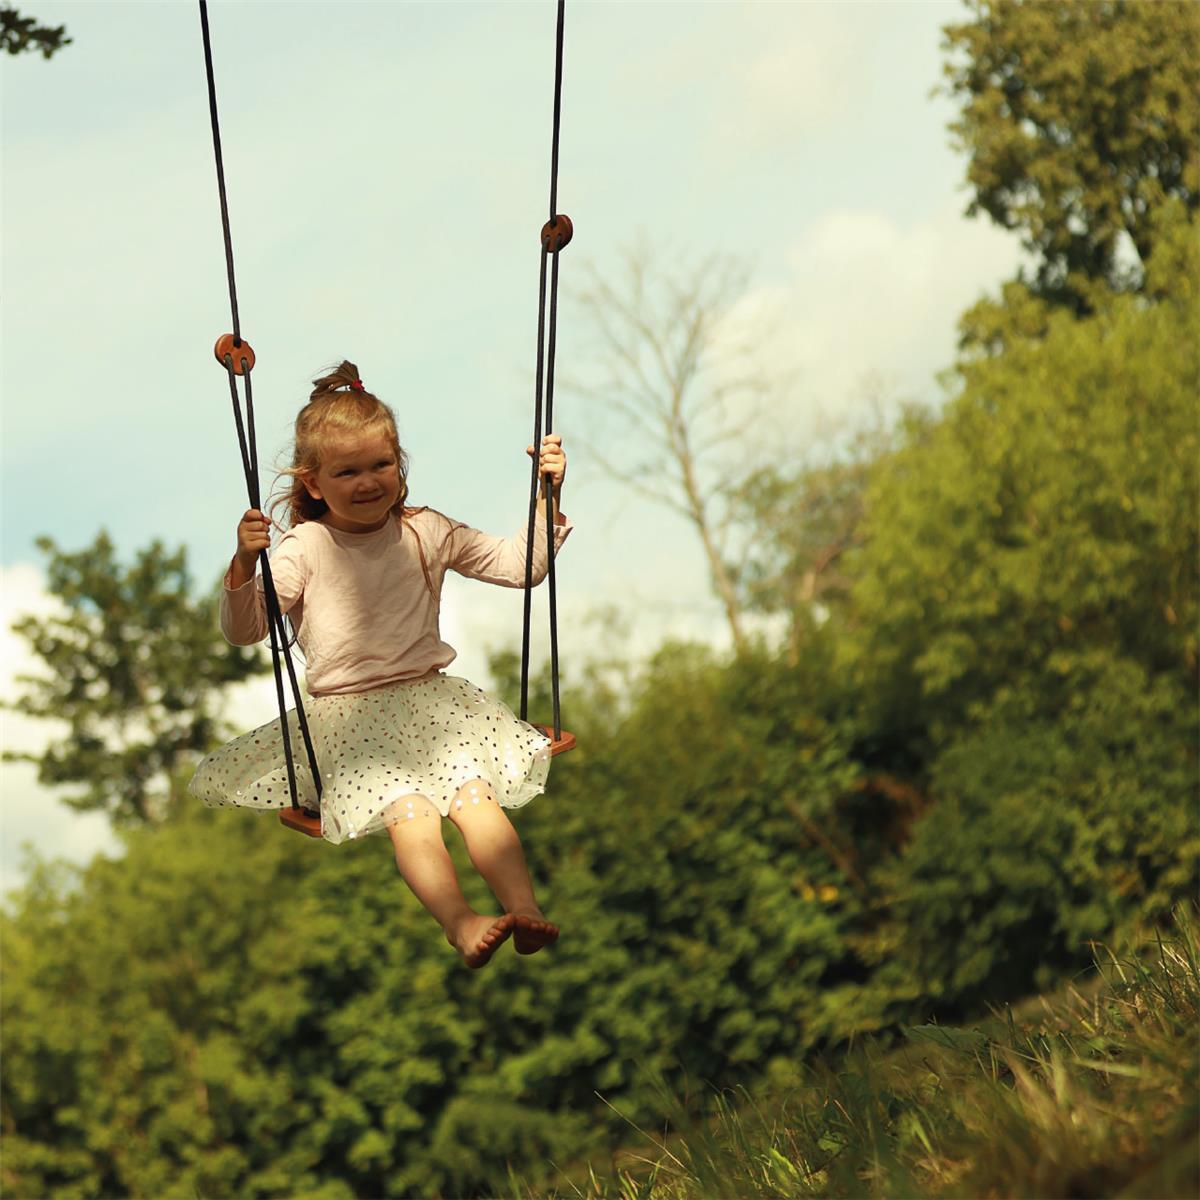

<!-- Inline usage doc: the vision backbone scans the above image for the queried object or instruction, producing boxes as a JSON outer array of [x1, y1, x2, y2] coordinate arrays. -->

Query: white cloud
[[0, 763, 123, 913], [1, 563, 72, 756], [716, 8, 858, 151], [709, 203, 1024, 459], [1, 563, 124, 908], [687, 200, 1024, 479], [219, 671, 289, 737], [786, 201, 1020, 392]]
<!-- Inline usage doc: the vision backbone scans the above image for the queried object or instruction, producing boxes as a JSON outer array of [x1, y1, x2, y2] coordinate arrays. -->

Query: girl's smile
[[302, 431, 402, 532]]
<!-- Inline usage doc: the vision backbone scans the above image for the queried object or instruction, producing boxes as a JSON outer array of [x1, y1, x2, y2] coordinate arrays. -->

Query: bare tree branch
[[576, 439, 695, 521], [565, 244, 782, 654]]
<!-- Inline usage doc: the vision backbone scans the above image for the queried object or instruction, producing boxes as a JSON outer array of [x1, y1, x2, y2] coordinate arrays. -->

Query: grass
[[509, 907, 1200, 1200]]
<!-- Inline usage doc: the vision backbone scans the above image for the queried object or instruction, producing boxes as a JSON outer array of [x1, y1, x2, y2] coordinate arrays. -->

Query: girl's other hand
[[527, 433, 566, 492], [235, 508, 272, 570]]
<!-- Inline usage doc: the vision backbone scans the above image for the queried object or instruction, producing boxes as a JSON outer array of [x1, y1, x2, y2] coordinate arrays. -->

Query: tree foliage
[[884, 648, 1199, 1014], [941, 0, 1200, 316], [724, 399, 906, 665], [2, 533, 267, 828], [840, 226, 1199, 752], [0, 644, 877, 1198], [1, 5, 70, 58], [830, 224, 1200, 1015]]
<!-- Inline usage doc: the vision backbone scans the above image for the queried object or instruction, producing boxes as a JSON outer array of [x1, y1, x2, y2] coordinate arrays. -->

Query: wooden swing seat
[[278, 806, 324, 838]]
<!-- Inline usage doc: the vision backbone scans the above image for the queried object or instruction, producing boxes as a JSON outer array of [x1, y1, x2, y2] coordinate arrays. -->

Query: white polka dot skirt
[[188, 674, 554, 845]]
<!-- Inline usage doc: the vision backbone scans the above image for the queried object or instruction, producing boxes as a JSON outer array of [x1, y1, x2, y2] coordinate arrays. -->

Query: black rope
[[549, 0, 566, 223], [202, 0, 321, 817], [520, 0, 568, 738], [264, 551, 324, 809], [543, 247, 563, 737], [242, 353, 259, 499], [222, 356, 323, 814], [224, 360, 254, 502], [244, 365, 323, 811], [521, 246, 549, 723], [264, 575, 300, 811], [198, 0, 241, 342]]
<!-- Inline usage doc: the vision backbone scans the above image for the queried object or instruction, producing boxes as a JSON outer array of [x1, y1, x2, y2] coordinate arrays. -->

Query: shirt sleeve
[[445, 506, 573, 588], [219, 531, 309, 645]]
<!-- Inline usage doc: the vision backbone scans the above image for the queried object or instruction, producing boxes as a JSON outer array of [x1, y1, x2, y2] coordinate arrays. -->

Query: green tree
[[843, 238, 1199, 747], [1, 5, 70, 58], [884, 647, 1199, 1013], [0, 640, 877, 1198], [941, 0, 1200, 318], [724, 399, 906, 667], [722, 0, 1200, 640], [827, 231, 1200, 1007], [2, 533, 267, 828]]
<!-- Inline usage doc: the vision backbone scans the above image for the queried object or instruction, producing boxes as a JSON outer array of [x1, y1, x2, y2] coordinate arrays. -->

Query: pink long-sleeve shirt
[[220, 505, 573, 697]]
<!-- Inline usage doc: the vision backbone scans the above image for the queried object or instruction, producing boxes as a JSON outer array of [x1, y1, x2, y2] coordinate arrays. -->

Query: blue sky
[[2, 0, 1023, 899]]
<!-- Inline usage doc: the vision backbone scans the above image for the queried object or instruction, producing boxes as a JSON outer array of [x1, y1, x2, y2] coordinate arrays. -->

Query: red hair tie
[[350, 379, 365, 392]]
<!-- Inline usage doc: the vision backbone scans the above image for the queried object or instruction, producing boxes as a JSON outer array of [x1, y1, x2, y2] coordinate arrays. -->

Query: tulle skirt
[[188, 673, 553, 845]]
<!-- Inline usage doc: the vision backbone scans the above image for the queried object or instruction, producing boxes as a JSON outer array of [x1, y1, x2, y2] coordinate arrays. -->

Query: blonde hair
[[266, 359, 462, 598]]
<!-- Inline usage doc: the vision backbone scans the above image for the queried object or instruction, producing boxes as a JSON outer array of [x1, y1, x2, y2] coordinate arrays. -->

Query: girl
[[189, 360, 572, 969]]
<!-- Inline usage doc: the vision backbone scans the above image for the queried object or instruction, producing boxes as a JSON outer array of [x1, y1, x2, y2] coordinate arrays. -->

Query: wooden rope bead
[[540, 214, 573, 252], [213, 333, 255, 375]]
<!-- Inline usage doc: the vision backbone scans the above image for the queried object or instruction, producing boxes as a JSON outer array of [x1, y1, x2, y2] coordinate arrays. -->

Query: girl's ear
[[300, 472, 323, 501]]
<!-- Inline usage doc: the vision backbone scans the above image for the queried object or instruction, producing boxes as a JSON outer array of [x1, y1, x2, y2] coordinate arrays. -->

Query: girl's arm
[[443, 506, 572, 588], [536, 481, 560, 526], [440, 434, 571, 587], [220, 514, 307, 644]]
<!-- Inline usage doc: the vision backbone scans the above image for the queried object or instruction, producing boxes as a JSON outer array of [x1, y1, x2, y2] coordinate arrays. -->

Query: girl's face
[[302, 430, 402, 532]]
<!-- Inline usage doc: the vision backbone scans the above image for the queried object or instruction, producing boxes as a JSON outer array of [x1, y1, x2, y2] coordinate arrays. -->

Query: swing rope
[[521, 0, 571, 742], [198, 0, 241, 343], [198, 0, 323, 824]]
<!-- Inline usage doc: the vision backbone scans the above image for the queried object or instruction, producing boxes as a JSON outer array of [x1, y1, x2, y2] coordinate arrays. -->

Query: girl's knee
[[384, 794, 442, 839], [447, 778, 499, 826]]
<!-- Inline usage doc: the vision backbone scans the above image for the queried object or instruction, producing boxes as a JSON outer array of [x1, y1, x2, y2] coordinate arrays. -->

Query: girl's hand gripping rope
[[527, 433, 566, 498], [230, 508, 272, 588]]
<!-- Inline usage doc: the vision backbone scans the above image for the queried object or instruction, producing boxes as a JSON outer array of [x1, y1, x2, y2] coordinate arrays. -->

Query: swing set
[[197, 0, 576, 839]]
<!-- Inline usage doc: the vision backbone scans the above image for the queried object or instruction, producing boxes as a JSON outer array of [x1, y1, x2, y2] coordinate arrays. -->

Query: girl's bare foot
[[510, 906, 559, 955], [446, 912, 516, 969]]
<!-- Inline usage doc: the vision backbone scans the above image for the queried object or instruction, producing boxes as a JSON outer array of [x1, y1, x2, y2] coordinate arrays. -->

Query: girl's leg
[[447, 779, 558, 953], [384, 795, 514, 968]]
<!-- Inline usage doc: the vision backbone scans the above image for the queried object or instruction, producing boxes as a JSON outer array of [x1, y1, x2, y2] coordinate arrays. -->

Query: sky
[[1, 0, 1024, 904]]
